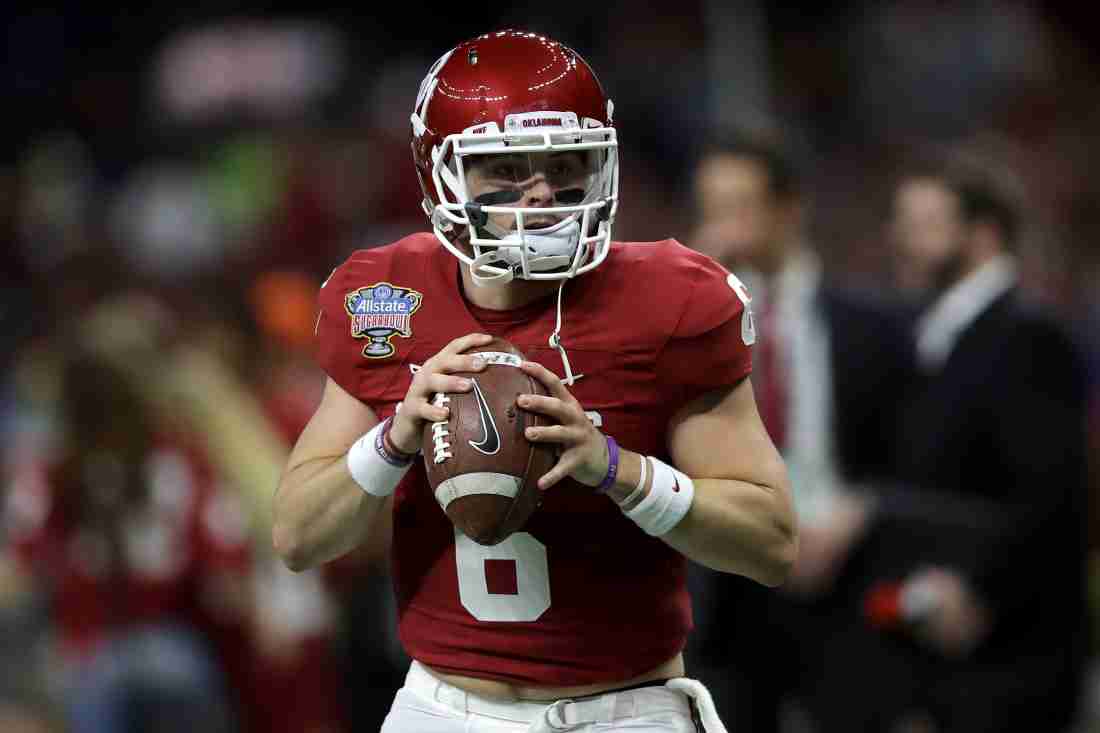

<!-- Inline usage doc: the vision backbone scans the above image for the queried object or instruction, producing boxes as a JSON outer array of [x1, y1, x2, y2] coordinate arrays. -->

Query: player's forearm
[[272, 457, 385, 572], [663, 477, 797, 586]]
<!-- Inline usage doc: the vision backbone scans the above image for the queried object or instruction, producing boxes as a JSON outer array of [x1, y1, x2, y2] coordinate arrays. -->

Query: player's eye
[[484, 159, 526, 180], [547, 155, 586, 181]]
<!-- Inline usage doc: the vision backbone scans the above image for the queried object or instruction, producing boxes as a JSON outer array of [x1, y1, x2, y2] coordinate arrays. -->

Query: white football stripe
[[475, 352, 522, 367], [435, 473, 521, 510]]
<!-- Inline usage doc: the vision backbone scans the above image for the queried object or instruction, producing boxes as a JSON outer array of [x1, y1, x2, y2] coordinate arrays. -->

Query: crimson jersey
[[4, 443, 250, 661], [316, 233, 752, 686]]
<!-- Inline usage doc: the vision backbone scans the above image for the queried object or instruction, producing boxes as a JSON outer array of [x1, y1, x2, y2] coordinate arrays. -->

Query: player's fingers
[[519, 361, 577, 403], [408, 395, 449, 423], [524, 424, 579, 445], [422, 373, 474, 397], [442, 332, 495, 356], [537, 452, 579, 491], [516, 394, 576, 423], [432, 353, 488, 375]]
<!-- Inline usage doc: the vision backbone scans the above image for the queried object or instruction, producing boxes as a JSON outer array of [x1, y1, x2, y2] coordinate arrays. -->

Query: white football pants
[[379, 661, 728, 733]]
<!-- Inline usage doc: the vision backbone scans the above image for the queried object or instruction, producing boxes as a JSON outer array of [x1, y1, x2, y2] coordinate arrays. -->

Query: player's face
[[692, 154, 796, 272], [890, 178, 965, 293], [464, 151, 594, 232]]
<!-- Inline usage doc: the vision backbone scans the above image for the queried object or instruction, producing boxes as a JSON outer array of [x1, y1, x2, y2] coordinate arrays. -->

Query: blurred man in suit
[[689, 131, 914, 732], [830, 156, 1090, 733]]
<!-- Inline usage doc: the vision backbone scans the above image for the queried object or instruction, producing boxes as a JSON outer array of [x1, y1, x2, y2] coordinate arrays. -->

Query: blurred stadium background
[[1, 3, 1097, 732]]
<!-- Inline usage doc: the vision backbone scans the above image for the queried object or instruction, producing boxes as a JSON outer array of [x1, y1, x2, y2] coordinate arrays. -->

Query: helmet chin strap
[[469, 251, 516, 286], [550, 278, 582, 385]]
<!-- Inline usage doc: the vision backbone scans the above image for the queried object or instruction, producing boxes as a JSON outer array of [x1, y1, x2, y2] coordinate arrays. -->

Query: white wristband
[[623, 457, 694, 536], [347, 420, 413, 497]]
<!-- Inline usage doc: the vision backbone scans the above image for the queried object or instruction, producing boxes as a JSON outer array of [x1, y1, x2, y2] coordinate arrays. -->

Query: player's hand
[[906, 567, 991, 659], [387, 333, 494, 454], [518, 361, 608, 490]]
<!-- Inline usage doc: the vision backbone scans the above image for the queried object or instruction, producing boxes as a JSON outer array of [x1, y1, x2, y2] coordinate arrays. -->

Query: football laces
[[430, 393, 453, 464]]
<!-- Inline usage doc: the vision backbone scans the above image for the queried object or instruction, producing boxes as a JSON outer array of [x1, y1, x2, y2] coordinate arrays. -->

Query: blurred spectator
[[889, 165, 968, 298], [827, 152, 1090, 732], [687, 129, 914, 732], [3, 350, 250, 733], [85, 286, 353, 733], [4, 284, 359, 733]]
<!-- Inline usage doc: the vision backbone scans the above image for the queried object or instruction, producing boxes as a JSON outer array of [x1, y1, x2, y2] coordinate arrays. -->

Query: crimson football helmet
[[410, 30, 618, 284]]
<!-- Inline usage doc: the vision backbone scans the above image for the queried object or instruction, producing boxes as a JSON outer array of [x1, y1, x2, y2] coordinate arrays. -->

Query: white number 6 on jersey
[[455, 529, 551, 622]]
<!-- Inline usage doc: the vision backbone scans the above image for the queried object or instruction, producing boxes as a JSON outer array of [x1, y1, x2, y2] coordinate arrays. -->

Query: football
[[421, 337, 556, 545]]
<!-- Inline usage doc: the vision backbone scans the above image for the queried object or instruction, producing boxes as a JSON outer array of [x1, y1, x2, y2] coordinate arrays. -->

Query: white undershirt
[[745, 249, 841, 525], [915, 255, 1018, 372]]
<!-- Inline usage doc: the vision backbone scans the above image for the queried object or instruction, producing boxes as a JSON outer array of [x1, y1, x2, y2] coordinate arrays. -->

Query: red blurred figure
[[4, 353, 250, 733]]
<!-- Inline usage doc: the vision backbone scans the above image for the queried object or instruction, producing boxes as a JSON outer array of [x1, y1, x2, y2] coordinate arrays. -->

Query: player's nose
[[521, 177, 554, 208]]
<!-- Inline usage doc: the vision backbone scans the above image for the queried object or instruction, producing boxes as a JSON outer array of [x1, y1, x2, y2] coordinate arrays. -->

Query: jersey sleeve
[[655, 244, 754, 398], [315, 258, 361, 398], [313, 251, 404, 408]]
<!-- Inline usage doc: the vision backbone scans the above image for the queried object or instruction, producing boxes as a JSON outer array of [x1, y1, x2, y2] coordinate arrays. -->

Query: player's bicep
[[284, 377, 379, 476], [667, 377, 787, 494]]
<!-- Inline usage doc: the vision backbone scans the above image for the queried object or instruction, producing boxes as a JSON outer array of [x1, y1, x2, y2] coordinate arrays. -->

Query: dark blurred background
[[1, 2, 1098, 732]]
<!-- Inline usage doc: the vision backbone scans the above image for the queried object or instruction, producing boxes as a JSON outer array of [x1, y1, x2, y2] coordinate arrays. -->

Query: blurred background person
[[825, 153, 1091, 732], [889, 165, 969, 299], [688, 129, 914, 733], [2, 250, 358, 733], [2, 348, 249, 733], [77, 286, 358, 733]]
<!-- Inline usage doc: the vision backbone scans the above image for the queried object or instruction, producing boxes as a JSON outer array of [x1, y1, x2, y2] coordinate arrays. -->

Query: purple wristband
[[595, 435, 620, 494], [376, 417, 415, 467]]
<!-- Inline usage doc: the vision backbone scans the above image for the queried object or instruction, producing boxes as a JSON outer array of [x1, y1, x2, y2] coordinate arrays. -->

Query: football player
[[272, 30, 796, 733]]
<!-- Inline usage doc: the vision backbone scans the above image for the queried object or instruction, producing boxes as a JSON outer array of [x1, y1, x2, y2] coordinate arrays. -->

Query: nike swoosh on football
[[468, 378, 501, 456]]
